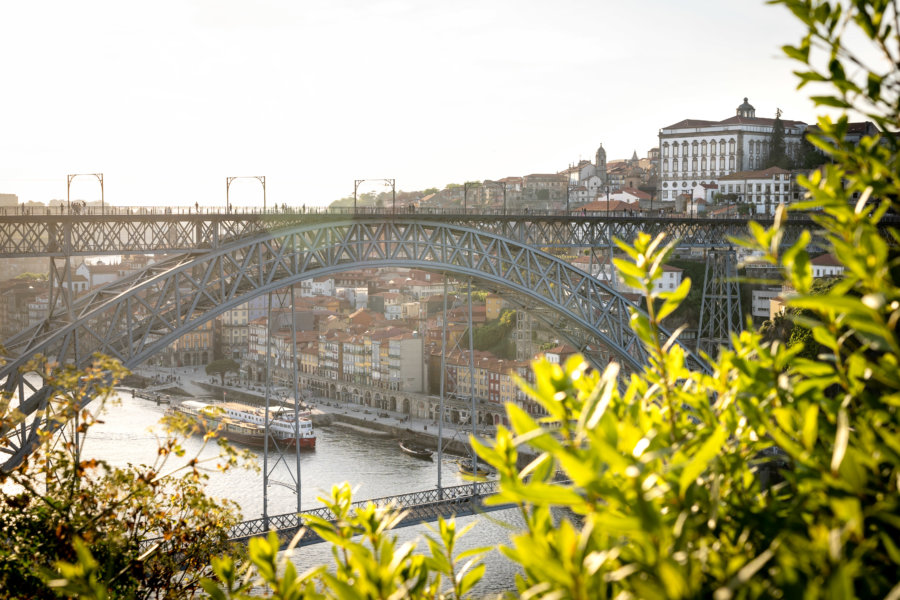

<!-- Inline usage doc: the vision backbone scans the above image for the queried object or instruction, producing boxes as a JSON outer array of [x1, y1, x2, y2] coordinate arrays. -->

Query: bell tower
[[595, 144, 608, 184]]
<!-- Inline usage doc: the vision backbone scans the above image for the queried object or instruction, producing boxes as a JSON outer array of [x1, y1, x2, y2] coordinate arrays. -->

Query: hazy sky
[[1, 0, 824, 208]]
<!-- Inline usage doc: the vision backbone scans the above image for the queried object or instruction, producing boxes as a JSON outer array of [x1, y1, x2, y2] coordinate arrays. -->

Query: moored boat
[[456, 458, 491, 476], [172, 400, 316, 449], [399, 440, 433, 460]]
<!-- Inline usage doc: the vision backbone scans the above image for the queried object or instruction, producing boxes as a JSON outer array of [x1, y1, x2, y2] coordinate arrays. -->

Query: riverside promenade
[[131, 365, 503, 459]]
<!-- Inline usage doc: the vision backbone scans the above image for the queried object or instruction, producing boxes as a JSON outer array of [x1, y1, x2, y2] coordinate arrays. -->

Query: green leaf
[[657, 277, 691, 322], [810, 95, 852, 108], [678, 426, 727, 498], [802, 403, 819, 451]]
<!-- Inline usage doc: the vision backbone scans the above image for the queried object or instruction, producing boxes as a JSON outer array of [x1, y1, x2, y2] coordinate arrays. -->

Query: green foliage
[[665, 259, 705, 328], [13, 272, 48, 280], [462, 309, 517, 359], [206, 358, 241, 384], [0, 355, 249, 599], [467, 1, 900, 595], [201, 483, 489, 599]]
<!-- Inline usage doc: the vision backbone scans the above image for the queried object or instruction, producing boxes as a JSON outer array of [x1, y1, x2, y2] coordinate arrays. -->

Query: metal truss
[[0, 212, 835, 258], [697, 249, 743, 357], [223, 481, 504, 547], [1, 219, 691, 471]]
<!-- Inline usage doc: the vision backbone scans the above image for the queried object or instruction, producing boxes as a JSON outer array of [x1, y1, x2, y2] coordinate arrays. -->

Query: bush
[[0, 355, 251, 599]]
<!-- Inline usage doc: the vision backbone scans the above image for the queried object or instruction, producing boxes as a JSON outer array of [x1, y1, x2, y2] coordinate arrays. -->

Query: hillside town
[[0, 97, 862, 417]]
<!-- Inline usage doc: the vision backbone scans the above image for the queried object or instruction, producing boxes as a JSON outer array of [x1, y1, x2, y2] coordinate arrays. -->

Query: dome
[[736, 97, 756, 118]]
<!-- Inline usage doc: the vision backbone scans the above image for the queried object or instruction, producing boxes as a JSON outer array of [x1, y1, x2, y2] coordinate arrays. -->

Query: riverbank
[[131, 365, 526, 464]]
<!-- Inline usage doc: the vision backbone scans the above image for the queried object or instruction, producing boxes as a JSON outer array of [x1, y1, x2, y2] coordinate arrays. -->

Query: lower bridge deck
[[227, 481, 508, 547]]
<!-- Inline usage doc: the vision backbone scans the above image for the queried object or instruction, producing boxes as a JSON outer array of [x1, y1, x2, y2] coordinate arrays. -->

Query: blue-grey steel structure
[[0, 208, 841, 472]]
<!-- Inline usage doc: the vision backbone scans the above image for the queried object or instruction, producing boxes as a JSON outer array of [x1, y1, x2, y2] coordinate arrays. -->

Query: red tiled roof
[[811, 253, 842, 266], [717, 166, 792, 180]]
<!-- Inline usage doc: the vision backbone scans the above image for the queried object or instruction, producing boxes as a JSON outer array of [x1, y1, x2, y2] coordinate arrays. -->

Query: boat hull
[[399, 440, 432, 460]]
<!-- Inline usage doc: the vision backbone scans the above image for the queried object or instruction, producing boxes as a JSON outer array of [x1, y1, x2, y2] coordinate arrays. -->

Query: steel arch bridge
[[1, 218, 673, 471]]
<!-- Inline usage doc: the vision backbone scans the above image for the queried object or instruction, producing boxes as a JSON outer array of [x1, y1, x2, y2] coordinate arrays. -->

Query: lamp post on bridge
[[484, 180, 507, 214], [226, 176, 266, 213], [353, 178, 396, 213], [67, 173, 104, 213], [606, 185, 610, 218]]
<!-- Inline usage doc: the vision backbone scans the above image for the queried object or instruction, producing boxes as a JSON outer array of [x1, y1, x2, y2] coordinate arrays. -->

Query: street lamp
[[484, 180, 506, 214], [353, 179, 396, 213], [226, 176, 266, 213], [606, 185, 610, 218], [67, 173, 103, 213], [463, 182, 473, 214]]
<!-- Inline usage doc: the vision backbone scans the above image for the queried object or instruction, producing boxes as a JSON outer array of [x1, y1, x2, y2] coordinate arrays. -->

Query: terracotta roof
[[717, 166, 792, 181], [811, 253, 842, 267], [622, 187, 650, 200], [663, 116, 806, 130], [717, 115, 806, 128], [662, 118, 719, 129]]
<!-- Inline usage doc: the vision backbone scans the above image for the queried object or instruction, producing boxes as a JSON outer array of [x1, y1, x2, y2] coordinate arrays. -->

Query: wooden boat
[[456, 458, 491, 476], [399, 440, 433, 460]]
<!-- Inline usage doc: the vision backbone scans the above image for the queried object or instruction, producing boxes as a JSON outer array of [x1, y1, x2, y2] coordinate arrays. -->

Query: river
[[82, 390, 523, 595]]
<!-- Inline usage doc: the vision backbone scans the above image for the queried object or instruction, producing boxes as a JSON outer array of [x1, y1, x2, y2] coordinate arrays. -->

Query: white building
[[300, 277, 336, 297], [811, 253, 844, 278], [658, 98, 807, 201], [752, 287, 783, 319], [717, 166, 798, 215]]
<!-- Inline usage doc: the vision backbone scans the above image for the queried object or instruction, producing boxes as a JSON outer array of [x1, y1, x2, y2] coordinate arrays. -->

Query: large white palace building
[[657, 98, 807, 202]]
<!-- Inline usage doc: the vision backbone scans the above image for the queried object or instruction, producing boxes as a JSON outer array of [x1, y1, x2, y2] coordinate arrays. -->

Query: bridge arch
[[1, 218, 678, 471]]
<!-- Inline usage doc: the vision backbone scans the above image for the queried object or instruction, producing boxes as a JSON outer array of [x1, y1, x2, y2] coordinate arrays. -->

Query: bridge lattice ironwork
[[1, 219, 698, 471], [224, 481, 503, 546], [0, 210, 825, 257]]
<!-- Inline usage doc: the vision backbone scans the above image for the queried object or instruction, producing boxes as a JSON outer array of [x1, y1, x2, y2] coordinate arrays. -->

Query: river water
[[82, 390, 523, 595]]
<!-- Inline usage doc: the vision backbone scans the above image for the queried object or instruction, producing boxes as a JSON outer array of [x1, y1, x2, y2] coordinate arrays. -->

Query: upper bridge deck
[[0, 205, 816, 257]]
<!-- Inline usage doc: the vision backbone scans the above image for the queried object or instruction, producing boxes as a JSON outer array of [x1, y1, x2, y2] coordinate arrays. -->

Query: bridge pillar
[[696, 248, 743, 357]]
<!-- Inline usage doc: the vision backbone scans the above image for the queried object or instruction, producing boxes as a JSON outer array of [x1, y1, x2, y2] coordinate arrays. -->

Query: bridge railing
[[0, 204, 767, 219], [226, 481, 500, 541]]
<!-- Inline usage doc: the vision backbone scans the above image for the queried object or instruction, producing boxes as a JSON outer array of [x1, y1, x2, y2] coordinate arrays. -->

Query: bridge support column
[[696, 248, 743, 357]]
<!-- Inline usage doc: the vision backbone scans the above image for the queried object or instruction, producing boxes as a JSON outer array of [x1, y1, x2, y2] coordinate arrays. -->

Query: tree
[[206, 358, 240, 385], [765, 111, 793, 169], [0, 356, 250, 598]]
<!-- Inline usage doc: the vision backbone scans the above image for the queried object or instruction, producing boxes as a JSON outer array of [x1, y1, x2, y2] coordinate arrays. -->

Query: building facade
[[658, 98, 807, 202]]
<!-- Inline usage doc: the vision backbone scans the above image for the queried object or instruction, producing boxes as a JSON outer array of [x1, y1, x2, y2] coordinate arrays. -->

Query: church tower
[[736, 97, 756, 118], [595, 144, 608, 184]]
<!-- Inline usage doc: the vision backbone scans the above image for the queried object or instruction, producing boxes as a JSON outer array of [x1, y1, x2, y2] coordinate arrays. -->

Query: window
[[701, 140, 707, 155], [729, 156, 735, 169], [720, 140, 726, 154], [692, 157, 697, 171], [663, 144, 669, 157], [720, 157, 726, 169], [701, 157, 707, 170], [710, 142, 716, 156], [729, 139, 736, 154], [682, 158, 688, 171]]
